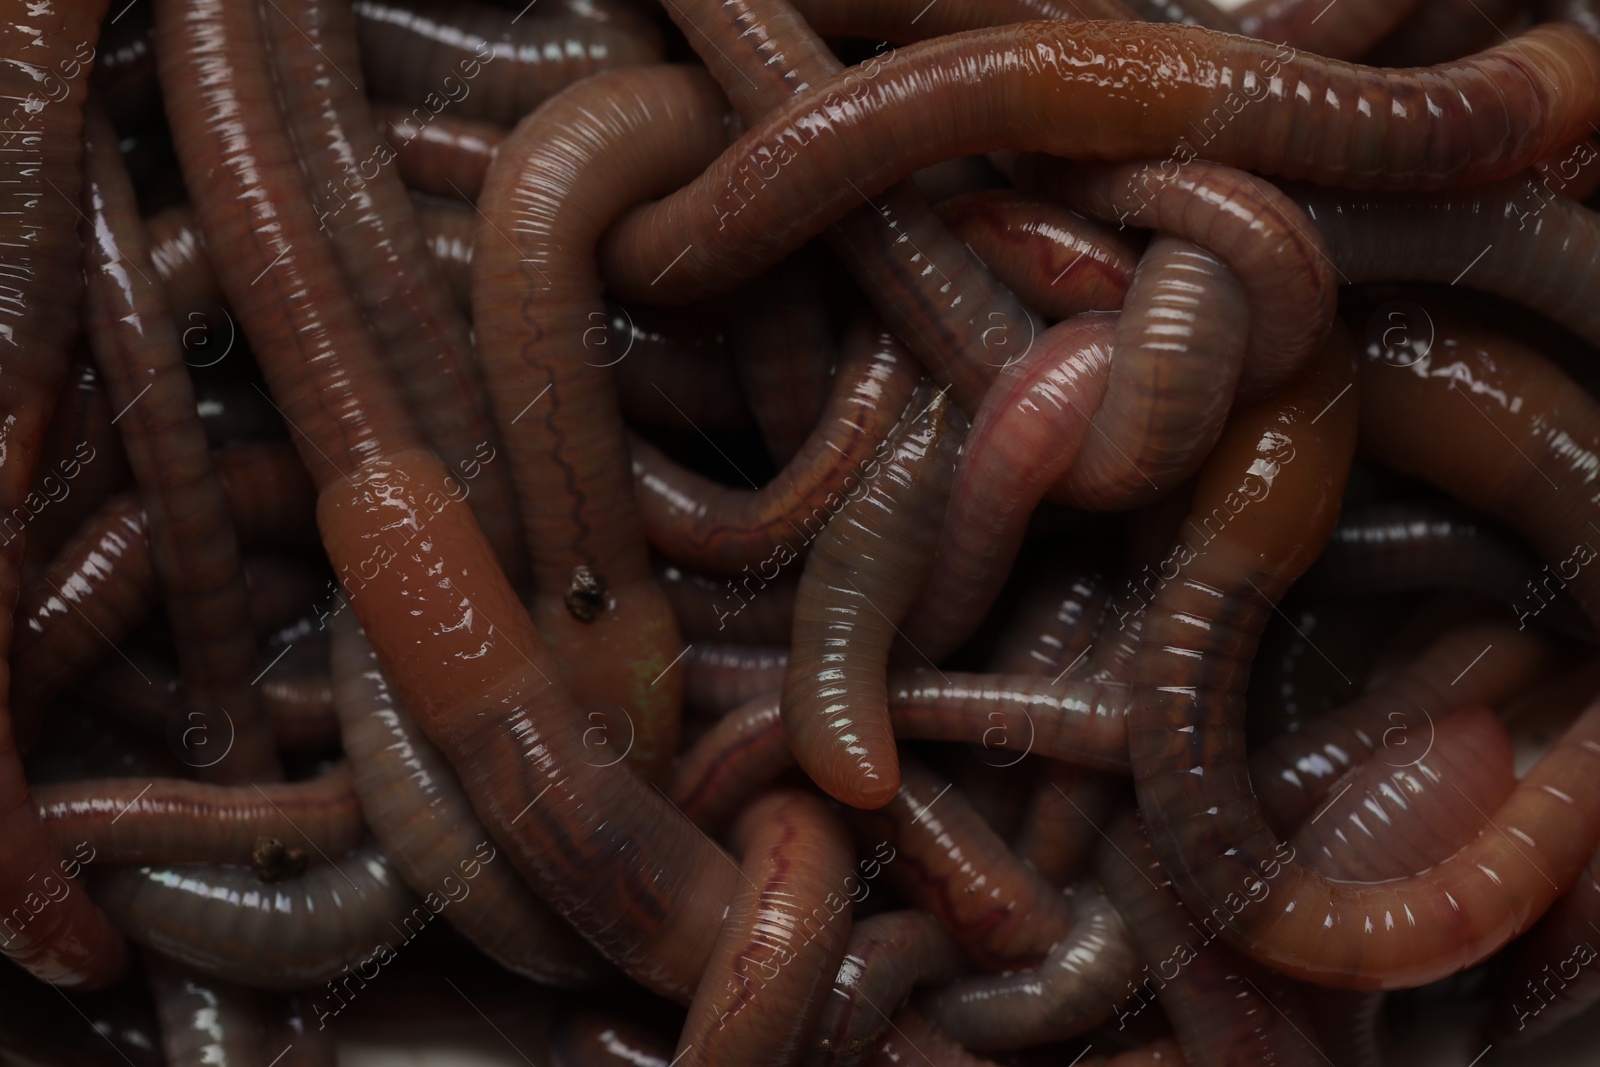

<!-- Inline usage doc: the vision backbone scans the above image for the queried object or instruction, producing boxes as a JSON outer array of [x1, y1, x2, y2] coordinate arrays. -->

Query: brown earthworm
[[786, 0, 1138, 43], [143, 203, 224, 311], [1487, 837, 1600, 1042], [34, 763, 363, 867], [551, 1010, 677, 1067], [328, 614, 612, 988], [81, 101, 277, 782], [264, 0, 526, 593], [412, 193, 475, 308], [1121, 0, 1241, 27], [351, 0, 665, 126], [918, 885, 1137, 1049], [1233, 0, 1427, 59], [1367, 0, 1522, 65], [684, 644, 788, 716], [92, 842, 419, 989], [663, 0, 1043, 417], [1097, 811, 1330, 1067], [146, 953, 269, 1067], [849, 754, 1075, 970], [934, 190, 1140, 322], [632, 318, 921, 576], [1011, 762, 1122, 886], [805, 910, 964, 1067], [783, 381, 965, 809], [475, 65, 722, 780], [27, 356, 128, 566], [655, 556, 799, 644], [675, 789, 855, 1067], [862, 1006, 1001, 1066], [0, 0, 129, 989], [158, 0, 741, 999], [374, 100, 501, 200], [598, 23, 1600, 305]]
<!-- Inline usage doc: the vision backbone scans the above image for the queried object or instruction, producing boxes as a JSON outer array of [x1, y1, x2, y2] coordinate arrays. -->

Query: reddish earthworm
[[27, 357, 127, 567], [729, 254, 837, 467], [329, 615, 612, 988], [599, 22, 1600, 306], [551, 1010, 676, 1067], [633, 318, 922, 576], [1233, 0, 1426, 59], [158, 0, 742, 999], [1368, 0, 1520, 65], [849, 754, 1075, 970], [669, 693, 787, 832], [0, 0, 128, 989], [142, 203, 223, 312], [986, 556, 1110, 679], [934, 190, 1139, 322], [476, 66, 730, 780], [918, 885, 1137, 1049], [375, 102, 502, 200], [146, 954, 268, 1067], [805, 911, 963, 1067], [655, 557, 799, 644], [1296, 171, 1600, 350], [1121, 0, 1241, 27], [264, 0, 525, 593], [675, 789, 855, 1067], [92, 3, 159, 134], [351, 0, 664, 126], [664, 0, 1042, 417], [34, 762, 363, 867], [897, 315, 1115, 661], [684, 644, 788, 716], [1011, 762, 1122, 886], [92, 842, 419, 989], [786, 0, 1138, 42], [862, 1006, 1002, 1066], [1488, 838, 1600, 1042], [412, 193, 474, 308], [82, 101, 276, 782], [1097, 811, 1330, 1067], [783, 381, 965, 809]]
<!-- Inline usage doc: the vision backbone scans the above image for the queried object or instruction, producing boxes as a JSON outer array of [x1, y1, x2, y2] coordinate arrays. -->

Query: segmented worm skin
[[146, 953, 268, 1067], [143, 203, 224, 311], [351, 0, 665, 126], [0, 0, 127, 990], [684, 644, 788, 716], [1012, 762, 1121, 886], [551, 1011, 675, 1067], [158, 0, 741, 1001], [1302, 500, 1591, 635], [676, 790, 855, 1067], [28, 357, 127, 566], [899, 315, 1117, 662], [802, 913, 962, 1067], [376, 102, 502, 200], [918, 886, 1136, 1050], [633, 319, 921, 575], [786, 0, 1137, 41], [1234, 0, 1425, 59], [730, 254, 836, 467], [328, 615, 612, 988], [1488, 841, 1600, 1041], [863, 1007, 999, 1066], [1297, 172, 1600, 350], [34, 763, 362, 866], [934, 190, 1140, 322], [82, 103, 277, 783], [1122, 0, 1241, 28], [850, 755, 1074, 970], [92, 843, 418, 989], [665, 0, 1042, 418], [783, 382, 965, 809], [1249, 622, 1551, 834], [13, 444, 319, 714], [1027, 157, 1337, 400], [1097, 812, 1329, 1067], [413, 193, 475, 309], [655, 557, 798, 644], [600, 22, 1600, 306], [265, 0, 526, 594], [669, 694, 787, 832]]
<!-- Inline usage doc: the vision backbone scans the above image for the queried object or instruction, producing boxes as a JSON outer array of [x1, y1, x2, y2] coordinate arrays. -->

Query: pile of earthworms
[[10, 0, 1600, 1064]]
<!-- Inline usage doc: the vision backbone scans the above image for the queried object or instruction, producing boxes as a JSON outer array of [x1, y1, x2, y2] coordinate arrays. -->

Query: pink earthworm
[[375, 102, 502, 200], [683, 644, 788, 717], [146, 953, 269, 1067]]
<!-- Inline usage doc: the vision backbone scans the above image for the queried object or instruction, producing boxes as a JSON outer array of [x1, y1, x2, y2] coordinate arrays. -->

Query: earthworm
[[28, 357, 127, 566], [985, 556, 1110, 678], [329, 615, 612, 988], [146, 954, 268, 1067], [91, 2, 159, 134], [1488, 839, 1600, 1041], [806, 910, 964, 1067], [34, 762, 363, 867], [1302, 500, 1591, 636], [1012, 763, 1123, 887], [1296, 169, 1600, 349], [632, 318, 921, 575], [352, 0, 665, 126], [1025, 157, 1337, 401], [783, 380, 965, 809], [675, 790, 855, 1067], [786, 0, 1138, 42], [1233, 0, 1427, 59], [264, 0, 526, 593], [375, 102, 501, 200], [663, 0, 1043, 417], [159, 0, 741, 1000], [0, 0, 129, 990], [1368, 0, 1521, 65], [862, 1007, 1001, 1066], [82, 101, 276, 782], [598, 23, 1600, 305], [412, 193, 474, 308], [655, 557, 798, 644], [669, 694, 788, 832], [91, 842, 419, 989], [849, 754, 1075, 970], [1121, 0, 1241, 27], [1096, 811, 1330, 1067], [729, 253, 837, 467], [918, 885, 1137, 1050], [551, 1010, 676, 1067], [683, 643, 788, 716], [897, 315, 1116, 662], [142, 203, 223, 311], [934, 190, 1140, 322]]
